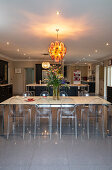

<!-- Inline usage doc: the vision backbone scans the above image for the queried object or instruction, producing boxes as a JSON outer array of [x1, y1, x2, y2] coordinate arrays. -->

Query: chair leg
[[87, 114, 89, 139], [23, 116, 25, 139], [29, 109, 31, 127], [68, 119, 70, 126], [57, 109, 59, 130], [49, 113, 52, 139], [72, 117, 74, 127], [81, 109, 83, 127], [34, 114, 37, 139], [60, 115, 62, 139], [102, 115, 105, 138], [7, 115, 10, 139], [75, 116, 77, 139]]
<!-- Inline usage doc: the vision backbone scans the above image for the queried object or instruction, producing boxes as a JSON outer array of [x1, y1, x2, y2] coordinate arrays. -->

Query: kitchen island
[[26, 84, 89, 96]]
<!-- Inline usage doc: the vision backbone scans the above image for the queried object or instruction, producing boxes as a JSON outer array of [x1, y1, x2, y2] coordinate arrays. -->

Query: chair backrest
[[88, 98, 103, 114], [61, 97, 76, 114], [23, 91, 35, 97], [36, 97, 51, 114], [84, 92, 89, 96], [29, 91, 35, 96], [40, 91, 49, 97], [60, 91, 68, 97], [9, 97, 23, 115]]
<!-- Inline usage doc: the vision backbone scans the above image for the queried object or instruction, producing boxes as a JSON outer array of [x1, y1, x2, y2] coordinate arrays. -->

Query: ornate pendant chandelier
[[48, 29, 67, 62], [42, 62, 50, 69]]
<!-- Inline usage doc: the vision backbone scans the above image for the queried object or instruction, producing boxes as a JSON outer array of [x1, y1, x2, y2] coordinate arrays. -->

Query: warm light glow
[[6, 41, 10, 45], [106, 42, 109, 46], [24, 12, 90, 39], [56, 11, 60, 15], [48, 41, 67, 62], [17, 48, 20, 52], [42, 62, 50, 69]]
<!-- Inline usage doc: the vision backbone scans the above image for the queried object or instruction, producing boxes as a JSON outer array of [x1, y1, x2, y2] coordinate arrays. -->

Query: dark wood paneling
[[36, 64, 42, 84], [0, 60, 8, 84], [107, 86, 112, 103], [64, 66, 67, 78]]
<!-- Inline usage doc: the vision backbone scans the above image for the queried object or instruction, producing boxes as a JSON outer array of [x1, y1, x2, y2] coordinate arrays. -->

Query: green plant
[[47, 65, 64, 87]]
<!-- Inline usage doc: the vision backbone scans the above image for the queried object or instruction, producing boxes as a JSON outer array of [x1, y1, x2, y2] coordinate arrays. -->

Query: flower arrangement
[[47, 65, 66, 99], [47, 65, 64, 87]]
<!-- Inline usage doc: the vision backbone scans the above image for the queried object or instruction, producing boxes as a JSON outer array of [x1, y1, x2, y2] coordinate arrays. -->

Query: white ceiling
[[0, 0, 112, 64]]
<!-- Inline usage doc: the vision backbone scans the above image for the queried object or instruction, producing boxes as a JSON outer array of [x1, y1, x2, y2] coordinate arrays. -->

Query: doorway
[[24, 68, 34, 91]]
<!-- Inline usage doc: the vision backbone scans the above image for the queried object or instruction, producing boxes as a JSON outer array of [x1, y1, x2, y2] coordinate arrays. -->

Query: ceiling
[[0, 0, 112, 64]]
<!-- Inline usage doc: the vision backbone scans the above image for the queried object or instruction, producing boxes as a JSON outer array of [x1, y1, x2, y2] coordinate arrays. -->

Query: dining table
[[0, 96, 111, 131]]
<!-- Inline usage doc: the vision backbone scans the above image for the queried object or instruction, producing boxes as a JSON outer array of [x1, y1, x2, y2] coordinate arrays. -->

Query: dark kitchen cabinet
[[36, 64, 42, 84], [0, 84, 13, 103], [0, 60, 8, 84], [107, 86, 112, 103]]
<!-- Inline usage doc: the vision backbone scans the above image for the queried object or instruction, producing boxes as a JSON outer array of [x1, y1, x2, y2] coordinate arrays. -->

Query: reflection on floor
[[0, 106, 112, 170]]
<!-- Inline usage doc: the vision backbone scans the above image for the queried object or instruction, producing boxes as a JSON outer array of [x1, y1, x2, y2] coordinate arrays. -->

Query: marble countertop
[[0, 96, 110, 105], [26, 84, 89, 87]]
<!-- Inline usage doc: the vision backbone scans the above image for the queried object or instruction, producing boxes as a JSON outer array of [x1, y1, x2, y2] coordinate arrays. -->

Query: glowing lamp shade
[[42, 62, 50, 69], [48, 41, 67, 62]]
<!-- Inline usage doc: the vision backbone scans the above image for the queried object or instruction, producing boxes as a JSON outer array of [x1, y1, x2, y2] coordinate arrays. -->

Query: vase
[[53, 86, 60, 100]]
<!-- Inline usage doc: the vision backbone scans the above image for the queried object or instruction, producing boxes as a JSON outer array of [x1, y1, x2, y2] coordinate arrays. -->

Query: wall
[[66, 65, 88, 84], [13, 61, 38, 95], [0, 54, 102, 95]]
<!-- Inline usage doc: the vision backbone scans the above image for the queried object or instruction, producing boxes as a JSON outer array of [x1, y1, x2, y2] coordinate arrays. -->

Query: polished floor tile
[[0, 105, 112, 170]]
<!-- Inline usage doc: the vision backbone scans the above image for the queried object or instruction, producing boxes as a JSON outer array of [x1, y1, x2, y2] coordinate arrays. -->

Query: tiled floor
[[0, 105, 112, 170]]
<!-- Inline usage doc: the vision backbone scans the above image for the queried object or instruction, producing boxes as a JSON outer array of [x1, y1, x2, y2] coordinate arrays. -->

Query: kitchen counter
[[0, 83, 13, 87], [81, 81, 95, 93], [26, 84, 88, 96], [26, 83, 89, 87]]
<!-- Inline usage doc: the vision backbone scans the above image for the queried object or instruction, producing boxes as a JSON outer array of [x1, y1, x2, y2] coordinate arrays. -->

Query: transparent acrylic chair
[[87, 104, 104, 138], [34, 95, 52, 139], [57, 91, 68, 128], [40, 91, 49, 97], [23, 91, 35, 126], [7, 97, 25, 139], [60, 98, 77, 139], [81, 98, 105, 138], [23, 91, 35, 97]]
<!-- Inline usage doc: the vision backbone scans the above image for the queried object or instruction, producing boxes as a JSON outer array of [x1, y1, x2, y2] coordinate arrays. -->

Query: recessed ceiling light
[[88, 54, 91, 56], [17, 49, 20, 52], [6, 42, 10, 45], [85, 63, 87, 64], [106, 42, 109, 46], [24, 53, 26, 56], [95, 50, 98, 53]]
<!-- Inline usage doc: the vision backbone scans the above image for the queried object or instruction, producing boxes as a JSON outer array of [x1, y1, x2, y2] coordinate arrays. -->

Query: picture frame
[[15, 68, 22, 74]]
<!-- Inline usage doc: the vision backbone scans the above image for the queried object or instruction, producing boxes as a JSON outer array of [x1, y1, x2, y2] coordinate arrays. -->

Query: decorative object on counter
[[48, 29, 67, 62], [47, 65, 65, 100], [42, 62, 50, 69]]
